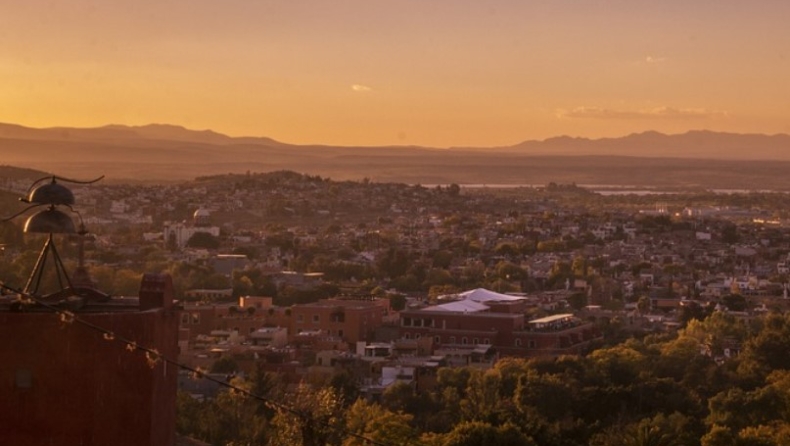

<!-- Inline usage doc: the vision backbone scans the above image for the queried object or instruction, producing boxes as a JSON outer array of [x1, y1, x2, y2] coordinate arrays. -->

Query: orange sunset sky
[[1, 0, 789, 147]]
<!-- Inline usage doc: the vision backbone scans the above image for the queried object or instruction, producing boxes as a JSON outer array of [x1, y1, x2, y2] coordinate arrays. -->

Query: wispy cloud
[[644, 55, 667, 64], [351, 84, 372, 92], [556, 106, 728, 120]]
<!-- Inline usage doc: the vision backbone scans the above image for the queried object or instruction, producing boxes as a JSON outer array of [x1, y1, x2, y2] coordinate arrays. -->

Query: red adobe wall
[[0, 309, 179, 446], [290, 301, 385, 344]]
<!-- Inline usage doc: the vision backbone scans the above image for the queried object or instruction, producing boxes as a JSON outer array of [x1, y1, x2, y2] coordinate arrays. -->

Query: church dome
[[193, 208, 211, 226]]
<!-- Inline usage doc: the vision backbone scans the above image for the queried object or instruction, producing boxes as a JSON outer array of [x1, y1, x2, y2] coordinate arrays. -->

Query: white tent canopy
[[427, 288, 525, 313], [439, 288, 524, 303]]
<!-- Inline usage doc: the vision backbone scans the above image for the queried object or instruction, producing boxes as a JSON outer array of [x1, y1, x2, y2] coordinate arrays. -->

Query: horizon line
[[1, 120, 788, 149]]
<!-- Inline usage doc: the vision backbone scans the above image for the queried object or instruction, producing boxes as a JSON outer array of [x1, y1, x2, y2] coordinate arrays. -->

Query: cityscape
[[4, 167, 790, 444], [3, 0, 790, 445]]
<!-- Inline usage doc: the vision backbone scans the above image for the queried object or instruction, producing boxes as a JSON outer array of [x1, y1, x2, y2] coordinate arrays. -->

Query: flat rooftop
[[528, 313, 574, 325]]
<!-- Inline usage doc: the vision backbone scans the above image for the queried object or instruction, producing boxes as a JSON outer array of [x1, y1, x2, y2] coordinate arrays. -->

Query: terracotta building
[[290, 298, 390, 344], [398, 288, 599, 358], [0, 274, 179, 446]]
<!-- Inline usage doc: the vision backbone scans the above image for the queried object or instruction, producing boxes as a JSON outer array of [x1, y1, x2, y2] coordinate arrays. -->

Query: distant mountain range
[[1, 122, 789, 188], [496, 130, 790, 160]]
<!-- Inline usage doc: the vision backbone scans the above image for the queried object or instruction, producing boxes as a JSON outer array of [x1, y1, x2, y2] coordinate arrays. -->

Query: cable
[[0, 282, 397, 446]]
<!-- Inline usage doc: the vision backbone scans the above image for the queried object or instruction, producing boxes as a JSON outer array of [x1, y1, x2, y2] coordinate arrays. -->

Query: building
[[398, 288, 599, 358], [239, 295, 273, 311], [184, 288, 233, 301], [290, 298, 390, 344], [0, 274, 179, 446], [249, 326, 288, 348], [163, 208, 220, 249], [209, 254, 249, 276], [270, 271, 325, 290]]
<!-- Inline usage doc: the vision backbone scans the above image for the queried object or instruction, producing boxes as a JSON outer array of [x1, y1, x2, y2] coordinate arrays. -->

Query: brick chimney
[[139, 273, 174, 311]]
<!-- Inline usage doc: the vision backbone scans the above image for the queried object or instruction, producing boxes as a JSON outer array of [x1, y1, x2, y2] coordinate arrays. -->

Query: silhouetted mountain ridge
[[2, 123, 790, 187], [0, 123, 284, 146], [497, 130, 790, 159]]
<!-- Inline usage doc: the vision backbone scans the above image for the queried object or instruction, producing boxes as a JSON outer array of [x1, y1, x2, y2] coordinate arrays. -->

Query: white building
[[163, 208, 220, 248]]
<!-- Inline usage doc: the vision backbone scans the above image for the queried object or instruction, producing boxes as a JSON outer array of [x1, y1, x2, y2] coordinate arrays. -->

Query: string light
[[0, 283, 399, 446], [145, 349, 161, 369], [59, 310, 75, 324]]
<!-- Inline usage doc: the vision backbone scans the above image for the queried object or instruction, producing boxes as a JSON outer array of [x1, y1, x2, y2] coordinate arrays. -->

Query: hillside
[[2, 123, 789, 188]]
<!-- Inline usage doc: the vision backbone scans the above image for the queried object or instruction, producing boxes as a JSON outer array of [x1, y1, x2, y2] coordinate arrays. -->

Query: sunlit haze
[[2, 0, 789, 147]]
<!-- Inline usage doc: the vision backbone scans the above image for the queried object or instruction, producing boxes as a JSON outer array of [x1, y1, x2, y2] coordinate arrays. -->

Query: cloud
[[555, 106, 728, 120], [644, 55, 667, 64], [351, 84, 372, 92]]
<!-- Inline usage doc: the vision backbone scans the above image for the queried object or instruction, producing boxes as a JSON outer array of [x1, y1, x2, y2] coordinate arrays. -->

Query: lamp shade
[[23, 208, 76, 234], [26, 182, 75, 206]]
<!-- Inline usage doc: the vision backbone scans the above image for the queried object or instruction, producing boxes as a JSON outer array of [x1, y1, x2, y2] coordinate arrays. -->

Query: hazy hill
[[0, 122, 284, 146], [489, 130, 790, 160], [2, 123, 790, 188]]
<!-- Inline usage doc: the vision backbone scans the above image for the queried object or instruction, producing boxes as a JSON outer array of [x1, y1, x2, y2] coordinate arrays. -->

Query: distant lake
[[423, 184, 787, 195]]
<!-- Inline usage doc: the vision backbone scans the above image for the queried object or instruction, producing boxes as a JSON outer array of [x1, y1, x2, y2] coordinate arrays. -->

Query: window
[[528, 340, 536, 348], [404, 333, 411, 340], [312, 314, 320, 323], [403, 317, 411, 327], [415, 333, 421, 339], [483, 338, 490, 344], [461, 337, 468, 345], [15, 369, 32, 389], [473, 338, 479, 345], [449, 336, 456, 344], [434, 336, 441, 343], [190, 313, 200, 324], [515, 339, 522, 347], [338, 329, 344, 338], [180, 313, 190, 325], [297, 314, 304, 323]]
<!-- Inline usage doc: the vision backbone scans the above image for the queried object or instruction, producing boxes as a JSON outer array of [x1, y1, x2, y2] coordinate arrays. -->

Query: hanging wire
[[0, 282, 398, 446]]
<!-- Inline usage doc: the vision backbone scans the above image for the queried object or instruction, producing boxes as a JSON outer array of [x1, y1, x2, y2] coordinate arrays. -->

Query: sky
[[1, 0, 789, 147]]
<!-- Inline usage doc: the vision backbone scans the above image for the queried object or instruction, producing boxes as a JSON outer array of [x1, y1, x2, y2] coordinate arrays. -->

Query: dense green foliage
[[178, 311, 790, 445]]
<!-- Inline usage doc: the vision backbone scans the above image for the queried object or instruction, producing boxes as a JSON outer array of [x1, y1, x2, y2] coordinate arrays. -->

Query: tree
[[389, 294, 407, 311], [739, 313, 790, 378], [433, 250, 455, 269], [381, 381, 419, 414], [722, 294, 748, 312], [376, 248, 410, 279], [592, 413, 695, 446], [515, 370, 577, 423], [232, 274, 255, 297], [343, 399, 417, 446], [268, 383, 345, 446], [461, 369, 506, 424], [210, 356, 239, 374], [588, 344, 647, 386], [495, 261, 528, 281], [186, 232, 221, 249], [176, 376, 270, 446], [568, 292, 588, 310], [637, 295, 651, 315], [440, 421, 536, 446]]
